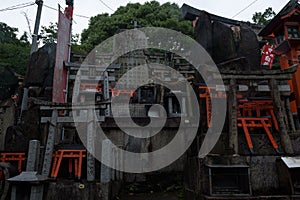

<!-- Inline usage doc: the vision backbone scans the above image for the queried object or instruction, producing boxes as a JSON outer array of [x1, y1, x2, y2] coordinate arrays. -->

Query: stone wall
[[184, 154, 300, 199]]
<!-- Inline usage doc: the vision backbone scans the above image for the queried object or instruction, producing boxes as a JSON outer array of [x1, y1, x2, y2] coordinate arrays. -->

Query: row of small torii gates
[[1, 66, 298, 181]]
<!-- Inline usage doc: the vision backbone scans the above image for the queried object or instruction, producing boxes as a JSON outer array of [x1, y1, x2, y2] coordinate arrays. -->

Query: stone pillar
[[269, 79, 294, 154], [101, 139, 113, 200], [87, 109, 95, 181], [101, 139, 112, 183], [29, 185, 44, 200], [28, 140, 44, 200], [284, 97, 296, 131], [228, 79, 238, 154], [10, 186, 17, 200], [168, 97, 173, 115], [42, 109, 58, 176], [26, 140, 40, 171], [181, 97, 187, 116]]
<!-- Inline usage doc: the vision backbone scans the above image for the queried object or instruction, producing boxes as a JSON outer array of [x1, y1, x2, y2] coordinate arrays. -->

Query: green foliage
[[0, 43, 30, 75], [40, 22, 58, 44], [252, 7, 276, 25], [80, 1, 194, 51], [0, 22, 19, 44], [40, 22, 85, 54], [40, 22, 80, 45], [0, 22, 30, 75], [71, 43, 87, 55]]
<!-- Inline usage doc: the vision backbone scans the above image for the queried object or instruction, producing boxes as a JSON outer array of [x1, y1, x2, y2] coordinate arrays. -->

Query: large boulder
[[194, 12, 260, 70], [181, 4, 262, 70], [0, 65, 18, 100], [24, 43, 56, 88]]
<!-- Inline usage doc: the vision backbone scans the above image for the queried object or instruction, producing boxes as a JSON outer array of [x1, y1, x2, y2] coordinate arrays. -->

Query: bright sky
[[0, 0, 290, 39]]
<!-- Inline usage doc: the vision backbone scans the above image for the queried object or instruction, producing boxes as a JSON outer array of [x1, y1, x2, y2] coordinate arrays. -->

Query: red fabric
[[64, 6, 74, 19], [261, 44, 275, 69]]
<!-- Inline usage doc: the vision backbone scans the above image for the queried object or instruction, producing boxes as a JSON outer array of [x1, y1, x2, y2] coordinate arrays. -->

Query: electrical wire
[[44, 4, 90, 19], [0, 2, 35, 12], [43, 4, 57, 11], [74, 14, 89, 19], [232, 0, 259, 18], [98, 0, 114, 12]]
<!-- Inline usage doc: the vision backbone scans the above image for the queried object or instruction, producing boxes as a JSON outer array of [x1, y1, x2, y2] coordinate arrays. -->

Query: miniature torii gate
[[221, 66, 297, 154]]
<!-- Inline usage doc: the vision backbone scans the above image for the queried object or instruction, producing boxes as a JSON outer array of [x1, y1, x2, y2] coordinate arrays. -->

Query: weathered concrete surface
[[185, 155, 300, 199], [45, 181, 103, 200], [44, 181, 122, 200], [102, 127, 187, 184], [250, 156, 279, 195]]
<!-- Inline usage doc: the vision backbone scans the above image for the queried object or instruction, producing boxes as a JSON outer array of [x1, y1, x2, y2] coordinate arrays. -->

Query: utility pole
[[65, 0, 74, 103], [30, 0, 43, 55], [20, 0, 43, 120]]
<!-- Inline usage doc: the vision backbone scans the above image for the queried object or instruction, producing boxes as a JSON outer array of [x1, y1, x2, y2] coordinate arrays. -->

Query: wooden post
[[269, 79, 294, 154], [228, 79, 238, 154]]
